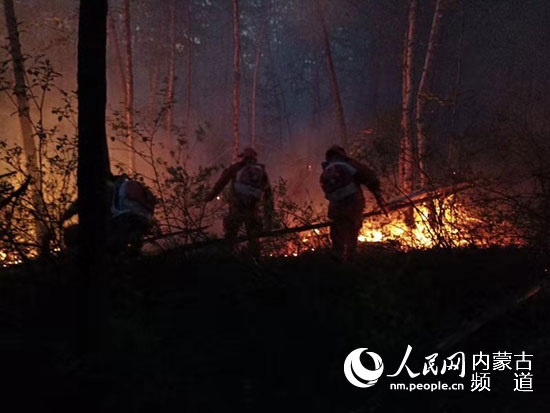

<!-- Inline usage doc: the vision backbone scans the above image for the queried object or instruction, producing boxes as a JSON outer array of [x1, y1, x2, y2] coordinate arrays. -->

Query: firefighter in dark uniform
[[205, 147, 274, 255], [320, 145, 387, 261]]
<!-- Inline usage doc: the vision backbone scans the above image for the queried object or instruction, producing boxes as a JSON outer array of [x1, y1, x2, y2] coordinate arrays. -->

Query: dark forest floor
[[1, 246, 549, 412]]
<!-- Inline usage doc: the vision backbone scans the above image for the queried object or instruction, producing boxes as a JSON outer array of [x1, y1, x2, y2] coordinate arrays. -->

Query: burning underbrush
[[0, 180, 530, 266], [262, 191, 526, 258], [359, 195, 522, 250]]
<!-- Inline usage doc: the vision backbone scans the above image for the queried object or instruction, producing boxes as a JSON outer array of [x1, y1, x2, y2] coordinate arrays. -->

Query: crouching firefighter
[[63, 173, 156, 254], [320, 145, 387, 261], [205, 147, 274, 256]]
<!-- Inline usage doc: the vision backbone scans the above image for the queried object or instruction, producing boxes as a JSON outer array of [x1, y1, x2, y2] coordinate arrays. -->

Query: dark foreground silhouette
[[1, 246, 549, 412]]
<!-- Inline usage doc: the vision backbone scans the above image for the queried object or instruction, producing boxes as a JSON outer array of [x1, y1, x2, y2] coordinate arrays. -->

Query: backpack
[[320, 161, 359, 202], [125, 179, 156, 214], [234, 163, 266, 199], [112, 175, 156, 219]]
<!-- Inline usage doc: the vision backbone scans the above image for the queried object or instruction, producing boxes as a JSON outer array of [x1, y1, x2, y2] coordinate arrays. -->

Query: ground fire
[[231, 183, 523, 258]]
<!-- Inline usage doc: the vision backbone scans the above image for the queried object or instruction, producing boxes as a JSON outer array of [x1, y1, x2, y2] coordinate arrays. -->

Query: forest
[[1, 0, 550, 411]]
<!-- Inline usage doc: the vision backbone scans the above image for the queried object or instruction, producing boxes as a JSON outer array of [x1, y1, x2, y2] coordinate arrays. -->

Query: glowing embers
[[265, 227, 328, 258], [0, 250, 24, 267], [358, 195, 518, 250]]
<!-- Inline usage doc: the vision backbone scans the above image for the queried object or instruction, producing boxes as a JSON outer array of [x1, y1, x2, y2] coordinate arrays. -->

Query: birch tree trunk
[[266, 39, 284, 151], [77, 0, 110, 354], [416, 0, 448, 187], [447, 1, 465, 172], [123, 0, 135, 170], [148, 64, 159, 119], [107, 12, 126, 108], [166, 0, 176, 145], [3, 0, 49, 248], [251, 17, 268, 149], [399, 0, 417, 193], [232, 0, 241, 161], [3, 0, 37, 174], [314, 0, 348, 149], [183, 0, 192, 138], [310, 59, 321, 162]]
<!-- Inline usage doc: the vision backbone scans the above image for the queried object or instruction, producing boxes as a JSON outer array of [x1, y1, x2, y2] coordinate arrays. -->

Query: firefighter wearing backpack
[[108, 174, 155, 252], [205, 147, 274, 256], [62, 173, 155, 254], [320, 145, 387, 261]]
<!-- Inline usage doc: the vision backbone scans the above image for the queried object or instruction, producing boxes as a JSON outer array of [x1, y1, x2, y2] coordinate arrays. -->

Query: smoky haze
[[1, 0, 549, 207]]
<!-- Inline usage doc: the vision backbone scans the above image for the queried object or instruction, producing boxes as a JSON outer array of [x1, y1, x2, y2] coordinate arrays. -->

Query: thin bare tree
[[314, 0, 348, 149], [183, 0, 192, 138], [166, 0, 177, 144], [123, 0, 135, 170], [398, 0, 418, 193], [416, 0, 449, 187], [148, 64, 159, 118], [3, 0, 37, 174], [447, 0, 465, 172], [232, 0, 241, 161], [3, 0, 49, 247], [310, 58, 321, 162], [107, 11, 126, 108], [251, 15, 269, 149]]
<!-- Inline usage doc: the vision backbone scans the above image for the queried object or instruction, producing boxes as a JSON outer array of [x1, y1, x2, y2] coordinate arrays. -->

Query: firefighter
[[107, 174, 156, 252], [62, 173, 156, 254], [320, 145, 387, 261], [205, 147, 274, 256]]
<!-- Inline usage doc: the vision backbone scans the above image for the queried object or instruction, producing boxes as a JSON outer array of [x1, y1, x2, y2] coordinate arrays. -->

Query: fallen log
[[166, 182, 474, 252]]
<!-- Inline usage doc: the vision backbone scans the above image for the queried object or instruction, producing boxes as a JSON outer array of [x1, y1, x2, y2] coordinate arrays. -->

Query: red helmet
[[238, 147, 258, 161]]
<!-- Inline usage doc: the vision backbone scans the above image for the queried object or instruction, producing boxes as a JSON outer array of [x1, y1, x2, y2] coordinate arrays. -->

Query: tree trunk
[[314, 0, 348, 149], [3, 0, 49, 250], [183, 0, 192, 138], [123, 0, 135, 170], [369, 52, 380, 122], [107, 12, 126, 108], [266, 39, 285, 151], [166, 0, 176, 145], [77, 0, 110, 354], [232, 0, 241, 161], [3, 0, 36, 169], [447, 0, 465, 173], [416, 0, 448, 187], [251, 17, 268, 149], [309, 58, 321, 163], [276, 76, 292, 147], [148, 64, 159, 119], [399, 0, 417, 193]]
